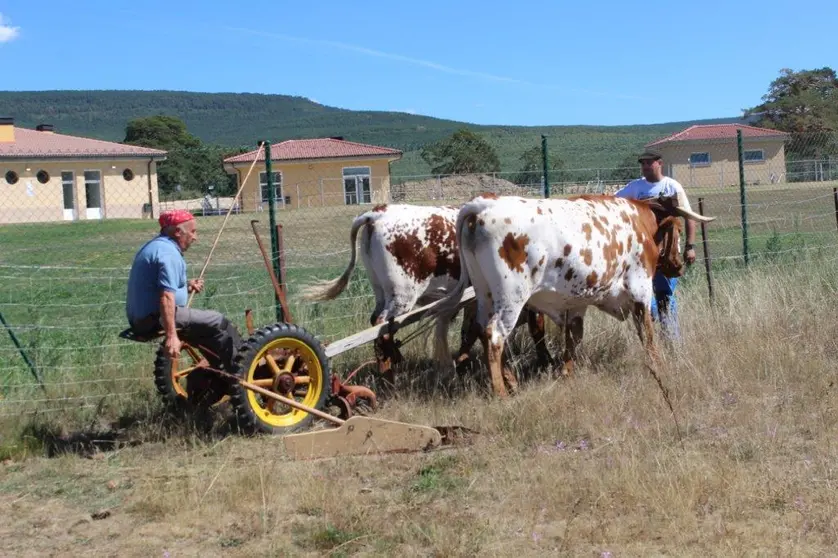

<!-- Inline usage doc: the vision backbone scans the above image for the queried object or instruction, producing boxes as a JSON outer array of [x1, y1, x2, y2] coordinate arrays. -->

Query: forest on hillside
[[0, 90, 749, 178]]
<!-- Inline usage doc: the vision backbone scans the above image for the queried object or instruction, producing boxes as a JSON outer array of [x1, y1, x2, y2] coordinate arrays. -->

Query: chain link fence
[[1, 129, 837, 421]]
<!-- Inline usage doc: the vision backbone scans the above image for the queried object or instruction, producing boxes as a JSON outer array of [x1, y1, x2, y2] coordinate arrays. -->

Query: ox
[[433, 193, 714, 397], [301, 203, 552, 386]]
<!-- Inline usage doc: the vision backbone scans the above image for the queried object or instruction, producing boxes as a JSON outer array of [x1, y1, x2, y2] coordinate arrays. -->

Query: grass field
[[0, 181, 837, 555]]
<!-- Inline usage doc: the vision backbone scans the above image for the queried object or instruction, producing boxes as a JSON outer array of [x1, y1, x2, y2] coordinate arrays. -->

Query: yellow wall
[[656, 140, 787, 188], [0, 159, 161, 224], [226, 157, 396, 212]]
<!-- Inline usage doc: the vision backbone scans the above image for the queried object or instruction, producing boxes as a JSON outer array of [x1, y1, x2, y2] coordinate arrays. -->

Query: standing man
[[126, 209, 242, 373], [615, 150, 697, 340]]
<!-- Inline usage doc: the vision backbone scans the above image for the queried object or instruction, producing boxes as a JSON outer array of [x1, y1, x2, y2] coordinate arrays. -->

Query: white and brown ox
[[301, 203, 551, 385], [433, 193, 715, 397]]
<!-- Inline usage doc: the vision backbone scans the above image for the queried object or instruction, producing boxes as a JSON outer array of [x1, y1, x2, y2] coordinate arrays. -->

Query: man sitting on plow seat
[[125, 209, 242, 398]]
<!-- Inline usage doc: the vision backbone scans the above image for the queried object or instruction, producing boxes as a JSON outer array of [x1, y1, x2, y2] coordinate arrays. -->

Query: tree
[[420, 128, 501, 175], [744, 67, 838, 158], [745, 68, 838, 132], [124, 115, 201, 150], [124, 115, 230, 196], [512, 145, 565, 186]]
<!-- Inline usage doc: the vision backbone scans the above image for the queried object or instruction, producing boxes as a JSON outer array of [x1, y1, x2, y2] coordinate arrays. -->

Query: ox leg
[[481, 304, 525, 397], [480, 323, 510, 398], [369, 284, 392, 383], [559, 310, 585, 377], [527, 309, 554, 371], [374, 293, 414, 389], [455, 300, 480, 366], [368, 279, 386, 327], [632, 302, 662, 369], [373, 319, 404, 390]]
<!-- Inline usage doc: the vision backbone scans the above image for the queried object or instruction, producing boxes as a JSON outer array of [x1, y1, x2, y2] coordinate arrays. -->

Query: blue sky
[[0, 0, 835, 126]]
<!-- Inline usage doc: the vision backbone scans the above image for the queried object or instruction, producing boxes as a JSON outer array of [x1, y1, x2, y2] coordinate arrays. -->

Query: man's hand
[[165, 333, 182, 359], [188, 278, 204, 294], [685, 247, 697, 265]]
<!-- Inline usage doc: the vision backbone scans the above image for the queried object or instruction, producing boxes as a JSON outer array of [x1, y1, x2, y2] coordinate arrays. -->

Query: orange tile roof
[[647, 124, 790, 147], [225, 138, 402, 164], [0, 126, 167, 159]]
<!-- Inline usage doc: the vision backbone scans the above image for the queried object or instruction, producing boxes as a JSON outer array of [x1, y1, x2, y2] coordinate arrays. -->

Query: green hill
[[0, 90, 749, 176]]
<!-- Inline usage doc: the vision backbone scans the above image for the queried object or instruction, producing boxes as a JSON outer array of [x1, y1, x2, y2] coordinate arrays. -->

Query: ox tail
[[431, 198, 490, 365], [299, 211, 375, 302]]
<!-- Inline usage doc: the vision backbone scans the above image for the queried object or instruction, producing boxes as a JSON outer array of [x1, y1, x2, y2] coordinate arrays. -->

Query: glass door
[[61, 171, 76, 221], [84, 170, 102, 219]]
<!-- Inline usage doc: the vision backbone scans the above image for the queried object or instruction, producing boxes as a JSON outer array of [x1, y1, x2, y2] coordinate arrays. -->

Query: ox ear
[[637, 197, 667, 214]]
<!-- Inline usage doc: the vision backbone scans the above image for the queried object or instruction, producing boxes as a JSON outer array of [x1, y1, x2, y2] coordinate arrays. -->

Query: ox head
[[643, 194, 715, 278]]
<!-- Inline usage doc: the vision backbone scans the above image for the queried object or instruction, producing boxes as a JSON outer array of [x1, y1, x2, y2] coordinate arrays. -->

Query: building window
[[259, 171, 283, 206], [4, 170, 18, 185], [36, 170, 50, 184], [84, 170, 102, 209], [61, 172, 74, 210], [689, 152, 710, 166], [343, 166, 371, 205], [123, 168, 135, 181], [743, 149, 764, 163]]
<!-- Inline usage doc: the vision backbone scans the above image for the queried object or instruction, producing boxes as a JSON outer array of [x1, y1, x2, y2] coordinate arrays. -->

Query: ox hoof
[[454, 354, 477, 375], [554, 362, 574, 379]]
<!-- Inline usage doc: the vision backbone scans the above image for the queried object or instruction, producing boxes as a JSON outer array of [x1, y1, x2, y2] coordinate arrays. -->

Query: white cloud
[[0, 13, 20, 43]]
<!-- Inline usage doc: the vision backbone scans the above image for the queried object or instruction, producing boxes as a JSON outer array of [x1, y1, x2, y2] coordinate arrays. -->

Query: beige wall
[[0, 159, 161, 224], [226, 157, 396, 212], [656, 140, 787, 189]]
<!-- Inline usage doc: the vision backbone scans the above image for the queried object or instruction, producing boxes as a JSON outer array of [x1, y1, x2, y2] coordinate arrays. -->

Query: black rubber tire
[[230, 322, 331, 435], [152, 342, 228, 411]]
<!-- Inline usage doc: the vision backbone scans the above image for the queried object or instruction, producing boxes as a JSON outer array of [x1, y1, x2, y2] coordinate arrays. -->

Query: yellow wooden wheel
[[153, 341, 229, 410], [230, 323, 331, 435]]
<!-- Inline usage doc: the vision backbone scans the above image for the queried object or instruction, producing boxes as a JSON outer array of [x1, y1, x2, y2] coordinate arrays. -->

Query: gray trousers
[[131, 307, 243, 371]]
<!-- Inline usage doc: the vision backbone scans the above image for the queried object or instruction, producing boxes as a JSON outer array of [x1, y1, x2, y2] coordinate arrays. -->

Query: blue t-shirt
[[125, 235, 188, 323]]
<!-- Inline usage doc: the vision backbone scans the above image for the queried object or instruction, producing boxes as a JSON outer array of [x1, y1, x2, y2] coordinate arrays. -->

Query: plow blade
[[283, 416, 443, 460]]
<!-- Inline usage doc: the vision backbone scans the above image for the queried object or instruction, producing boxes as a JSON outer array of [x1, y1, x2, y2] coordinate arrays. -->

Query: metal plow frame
[[269, 286, 477, 459]]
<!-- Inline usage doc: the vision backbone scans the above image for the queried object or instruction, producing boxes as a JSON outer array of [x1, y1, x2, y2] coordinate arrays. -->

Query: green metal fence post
[[737, 129, 749, 265], [541, 134, 550, 198], [0, 310, 45, 391], [262, 140, 283, 322]]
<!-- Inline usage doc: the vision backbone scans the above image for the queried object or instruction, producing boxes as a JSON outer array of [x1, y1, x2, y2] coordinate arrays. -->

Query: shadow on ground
[[19, 402, 240, 459]]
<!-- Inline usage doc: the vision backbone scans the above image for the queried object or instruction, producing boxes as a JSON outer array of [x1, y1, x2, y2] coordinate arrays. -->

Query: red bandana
[[158, 209, 194, 228]]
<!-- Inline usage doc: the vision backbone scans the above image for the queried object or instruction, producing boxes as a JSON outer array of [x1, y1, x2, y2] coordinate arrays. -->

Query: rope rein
[[187, 142, 266, 308]]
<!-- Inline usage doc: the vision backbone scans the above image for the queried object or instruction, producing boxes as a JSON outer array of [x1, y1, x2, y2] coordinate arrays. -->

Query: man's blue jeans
[[650, 274, 680, 341]]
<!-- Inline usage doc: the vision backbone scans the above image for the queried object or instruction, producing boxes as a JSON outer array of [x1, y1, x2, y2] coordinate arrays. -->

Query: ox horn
[[674, 206, 716, 223], [672, 186, 716, 223], [641, 190, 717, 223]]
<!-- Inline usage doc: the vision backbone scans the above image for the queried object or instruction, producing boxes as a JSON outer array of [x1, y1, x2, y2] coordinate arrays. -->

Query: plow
[[120, 207, 477, 460]]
